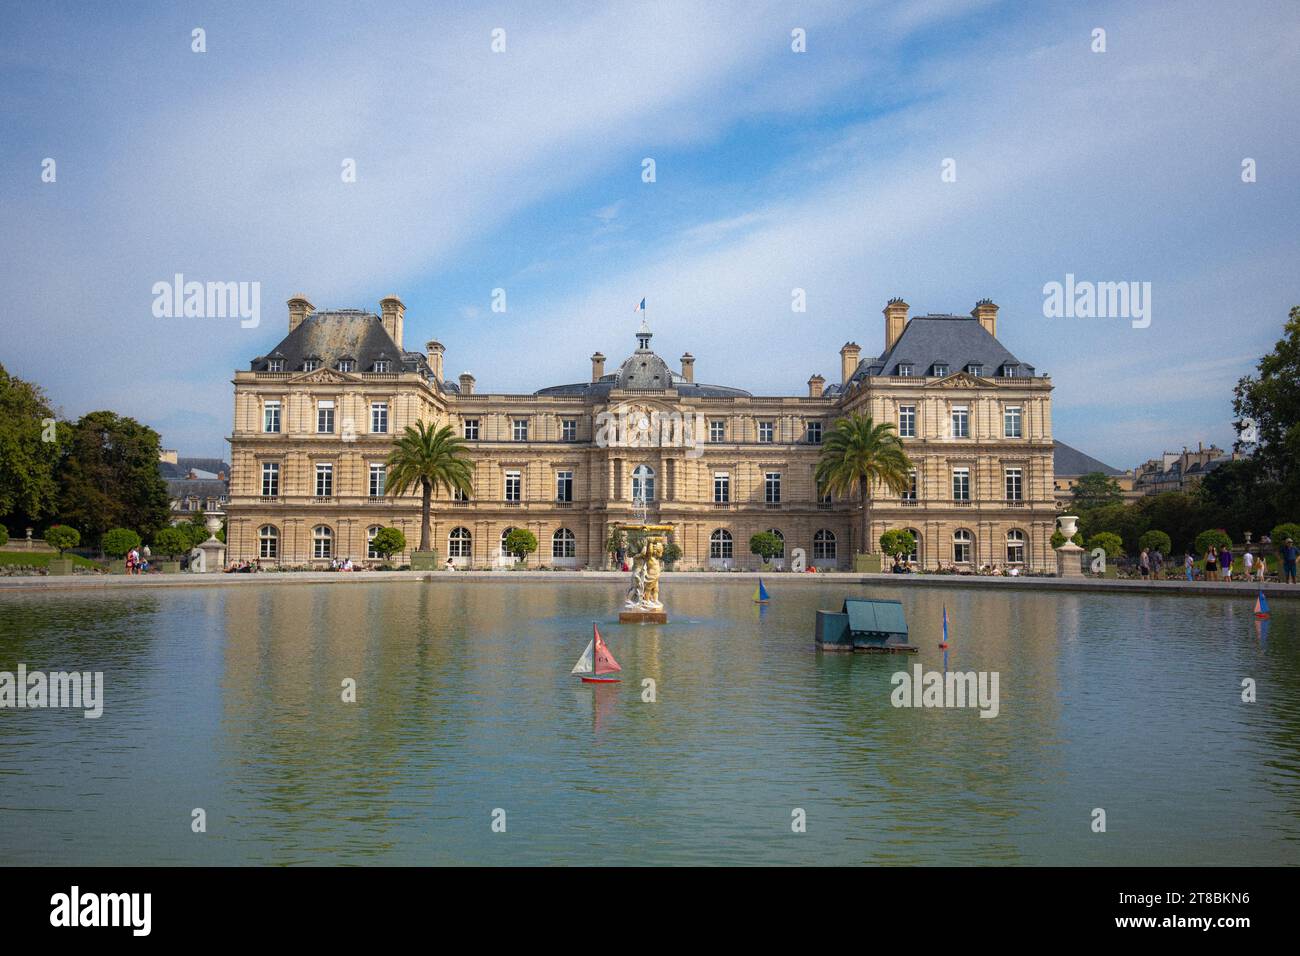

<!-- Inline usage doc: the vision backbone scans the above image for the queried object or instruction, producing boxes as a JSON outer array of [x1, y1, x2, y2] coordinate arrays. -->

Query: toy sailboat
[[938, 605, 950, 649], [754, 578, 771, 603], [1255, 592, 1270, 619], [571, 622, 622, 683]]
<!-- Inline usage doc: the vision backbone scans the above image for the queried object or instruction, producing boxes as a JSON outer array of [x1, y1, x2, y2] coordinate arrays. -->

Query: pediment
[[289, 368, 360, 385], [936, 371, 989, 387]]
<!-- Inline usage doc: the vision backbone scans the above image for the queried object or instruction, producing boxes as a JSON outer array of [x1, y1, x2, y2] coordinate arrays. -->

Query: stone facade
[[225, 296, 1056, 572]]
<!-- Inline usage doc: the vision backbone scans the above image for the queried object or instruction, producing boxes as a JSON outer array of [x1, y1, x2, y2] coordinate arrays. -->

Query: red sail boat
[[571, 622, 622, 683]]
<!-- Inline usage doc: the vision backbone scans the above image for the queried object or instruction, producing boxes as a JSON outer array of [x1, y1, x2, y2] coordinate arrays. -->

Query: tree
[[1135, 492, 1209, 553], [384, 422, 473, 553], [102, 527, 141, 558], [0, 524, 7, 548], [605, 527, 626, 565], [1071, 472, 1123, 509], [44, 524, 80, 555], [0, 363, 62, 526], [56, 411, 170, 545], [1078, 502, 1148, 554], [1088, 532, 1124, 559], [749, 531, 783, 563], [1198, 458, 1275, 544], [503, 528, 538, 563], [1194, 529, 1232, 554], [662, 541, 682, 567], [879, 528, 917, 558], [1271, 522, 1300, 543], [814, 414, 911, 555], [152, 526, 189, 560], [370, 527, 406, 562], [1233, 305, 1300, 512], [1138, 530, 1172, 555]]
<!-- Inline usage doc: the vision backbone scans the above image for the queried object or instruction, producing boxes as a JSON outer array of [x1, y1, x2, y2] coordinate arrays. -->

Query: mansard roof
[[250, 310, 432, 376], [1053, 441, 1123, 477], [853, 314, 1034, 381]]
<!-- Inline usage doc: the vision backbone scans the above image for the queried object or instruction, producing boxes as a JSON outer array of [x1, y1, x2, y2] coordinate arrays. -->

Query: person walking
[[1243, 549, 1255, 580], [1184, 551, 1195, 582], [1138, 548, 1151, 579], [1220, 544, 1234, 582], [1205, 545, 1218, 582], [1256, 553, 1268, 582], [1283, 538, 1298, 584], [1153, 548, 1164, 577]]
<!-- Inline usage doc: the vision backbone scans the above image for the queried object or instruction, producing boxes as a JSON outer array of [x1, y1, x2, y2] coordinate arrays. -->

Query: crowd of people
[[1127, 536, 1297, 584]]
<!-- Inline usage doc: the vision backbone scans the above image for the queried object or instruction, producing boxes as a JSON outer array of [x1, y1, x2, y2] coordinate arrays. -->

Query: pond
[[0, 580, 1296, 865]]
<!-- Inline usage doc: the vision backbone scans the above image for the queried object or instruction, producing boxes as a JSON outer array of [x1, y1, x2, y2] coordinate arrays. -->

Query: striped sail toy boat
[[754, 578, 771, 603], [572, 622, 622, 683], [1255, 592, 1270, 619]]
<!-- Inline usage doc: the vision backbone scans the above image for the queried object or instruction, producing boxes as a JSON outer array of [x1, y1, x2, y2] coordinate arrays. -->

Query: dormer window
[[267, 359, 284, 372], [373, 360, 390, 373], [302, 359, 319, 372], [338, 359, 355, 373], [966, 364, 983, 376], [1001, 364, 1019, 377], [931, 363, 948, 377], [896, 364, 914, 377]]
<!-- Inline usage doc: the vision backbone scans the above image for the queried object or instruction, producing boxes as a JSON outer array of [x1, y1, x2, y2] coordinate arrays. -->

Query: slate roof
[[165, 478, 229, 499], [1054, 441, 1123, 477], [159, 457, 230, 479], [853, 315, 1034, 381], [251, 310, 432, 377]]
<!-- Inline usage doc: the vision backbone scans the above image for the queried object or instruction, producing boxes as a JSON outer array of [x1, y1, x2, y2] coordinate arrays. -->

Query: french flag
[[634, 297, 645, 312]]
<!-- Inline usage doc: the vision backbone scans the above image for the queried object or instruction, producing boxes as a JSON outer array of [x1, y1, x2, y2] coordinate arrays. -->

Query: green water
[[0, 580, 1297, 865]]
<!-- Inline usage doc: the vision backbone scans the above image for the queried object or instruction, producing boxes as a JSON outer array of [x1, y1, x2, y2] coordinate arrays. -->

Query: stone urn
[[196, 510, 226, 573], [1055, 514, 1085, 577]]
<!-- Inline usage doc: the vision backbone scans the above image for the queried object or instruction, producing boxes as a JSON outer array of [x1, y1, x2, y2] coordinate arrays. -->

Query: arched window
[[499, 527, 516, 557], [904, 528, 920, 563], [813, 529, 837, 560], [710, 528, 733, 559], [258, 525, 278, 559], [953, 529, 973, 564], [552, 528, 576, 559], [366, 525, 385, 559], [766, 529, 785, 559], [1006, 529, 1026, 565], [312, 525, 333, 559], [448, 527, 472, 558], [631, 464, 655, 502]]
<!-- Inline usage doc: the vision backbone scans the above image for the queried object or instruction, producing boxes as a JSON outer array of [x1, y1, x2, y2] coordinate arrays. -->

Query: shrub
[[879, 528, 917, 557], [152, 527, 189, 559], [662, 542, 682, 566], [1050, 530, 1084, 549], [1194, 529, 1232, 554], [749, 531, 783, 563], [1088, 532, 1124, 559], [1271, 522, 1300, 544], [1138, 530, 1172, 554], [0, 523, 7, 548], [370, 527, 406, 561], [102, 527, 141, 558], [44, 525, 81, 555]]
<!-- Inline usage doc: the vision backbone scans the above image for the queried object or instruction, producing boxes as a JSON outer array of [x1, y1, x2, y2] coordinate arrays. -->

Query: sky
[[2, 0, 1297, 468]]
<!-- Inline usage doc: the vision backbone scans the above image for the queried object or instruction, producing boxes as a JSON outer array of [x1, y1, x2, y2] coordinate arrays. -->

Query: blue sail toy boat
[[754, 578, 771, 604]]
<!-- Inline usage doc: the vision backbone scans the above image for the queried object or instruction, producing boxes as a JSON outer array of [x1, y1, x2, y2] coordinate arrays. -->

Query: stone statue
[[624, 534, 666, 610]]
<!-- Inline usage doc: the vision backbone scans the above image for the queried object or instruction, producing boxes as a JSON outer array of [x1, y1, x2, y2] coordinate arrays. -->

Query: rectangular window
[[373, 360, 390, 373], [338, 359, 354, 373], [369, 463, 386, 497], [452, 486, 468, 502], [261, 462, 279, 497], [806, 421, 822, 444], [263, 400, 281, 433], [932, 363, 948, 377], [267, 359, 284, 373], [1004, 405, 1022, 438], [504, 470, 521, 502], [953, 467, 970, 501], [371, 402, 389, 434], [303, 359, 319, 372], [513, 419, 528, 442], [951, 405, 969, 439], [897, 364, 914, 377], [899, 405, 916, 438], [903, 469, 917, 500], [464, 418, 480, 440], [709, 420, 726, 443], [765, 472, 781, 504], [556, 470, 573, 502], [316, 401, 334, 434], [315, 463, 333, 498], [967, 364, 983, 376], [713, 472, 730, 503], [1005, 468, 1023, 501], [758, 421, 775, 443], [561, 418, 577, 442]]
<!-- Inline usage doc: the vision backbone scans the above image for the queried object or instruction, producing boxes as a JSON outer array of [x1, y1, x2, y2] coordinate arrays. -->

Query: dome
[[616, 350, 674, 389]]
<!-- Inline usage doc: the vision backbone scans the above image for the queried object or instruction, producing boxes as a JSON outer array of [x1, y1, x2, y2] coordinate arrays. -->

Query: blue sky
[[2, 0, 1298, 467]]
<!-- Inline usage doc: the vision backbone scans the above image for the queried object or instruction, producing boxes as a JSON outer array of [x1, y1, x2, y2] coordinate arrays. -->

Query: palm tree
[[384, 421, 474, 553], [814, 413, 912, 558]]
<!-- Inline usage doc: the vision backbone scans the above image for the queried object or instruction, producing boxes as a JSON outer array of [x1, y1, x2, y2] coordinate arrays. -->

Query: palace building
[[225, 295, 1057, 571]]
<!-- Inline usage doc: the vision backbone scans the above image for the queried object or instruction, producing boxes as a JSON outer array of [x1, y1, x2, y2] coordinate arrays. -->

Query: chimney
[[972, 298, 998, 339], [288, 294, 314, 333], [379, 295, 405, 349], [884, 297, 909, 352], [426, 340, 445, 382], [591, 352, 606, 382], [840, 342, 861, 386], [458, 372, 475, 396], [680, 353, 695, 383], [807, 374, 825, 398]]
